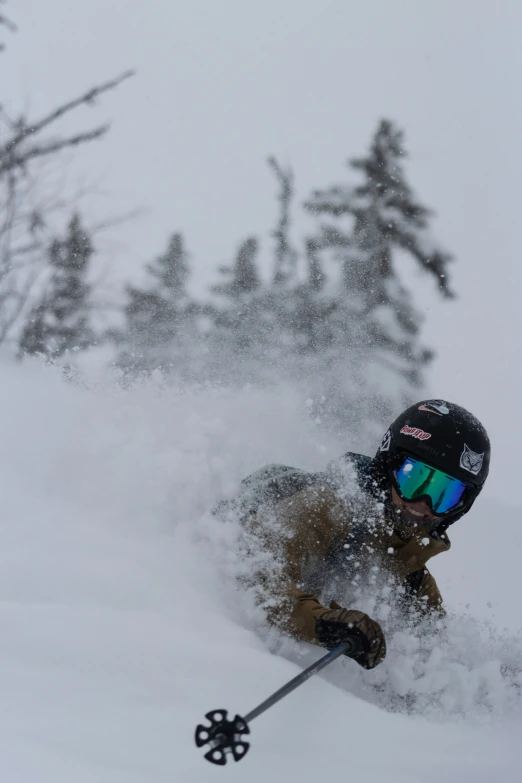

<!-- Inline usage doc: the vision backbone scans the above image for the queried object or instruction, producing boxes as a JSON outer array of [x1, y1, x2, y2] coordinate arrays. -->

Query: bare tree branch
[[0, 62, 135, 347], [0, 70, 134, 160], [89, 207, 145, 235], [0, 0, 16, 53], [0, 125, 109, 175], [0, 13, 16, 33]]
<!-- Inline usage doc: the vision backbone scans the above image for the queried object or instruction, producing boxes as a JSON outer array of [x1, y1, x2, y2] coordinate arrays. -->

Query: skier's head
[[372, 400, 490, 531]]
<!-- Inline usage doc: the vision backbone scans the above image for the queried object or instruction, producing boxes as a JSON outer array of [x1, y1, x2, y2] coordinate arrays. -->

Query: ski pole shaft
[[195, 635, 363, 765], [244, 639, 355, 723]]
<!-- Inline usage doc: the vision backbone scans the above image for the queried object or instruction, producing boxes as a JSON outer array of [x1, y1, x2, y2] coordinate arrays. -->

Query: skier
[[228, 400, 490, 671]]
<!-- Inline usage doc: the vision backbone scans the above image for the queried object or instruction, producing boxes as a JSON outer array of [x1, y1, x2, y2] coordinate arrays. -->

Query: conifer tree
[[291, 236, 336, 356], [19, 213, 94, 357], [304, 119, 454, 438], [305, 119, 452, 372], [118, 232, 192, 371], [268, 157, 298, 287], [211, 237, 264, 355], [306, 238, 326, 294], [265, 156, 303, 360], [212, 237, 260, 298]]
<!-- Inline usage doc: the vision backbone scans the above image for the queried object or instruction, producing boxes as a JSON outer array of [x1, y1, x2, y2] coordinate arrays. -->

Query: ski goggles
[[392, 456, 468, 515]]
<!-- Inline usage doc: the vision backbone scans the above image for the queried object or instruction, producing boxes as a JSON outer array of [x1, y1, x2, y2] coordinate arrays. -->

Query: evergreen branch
[[304, 187, 358, 217], [392, 229, 455, 298]]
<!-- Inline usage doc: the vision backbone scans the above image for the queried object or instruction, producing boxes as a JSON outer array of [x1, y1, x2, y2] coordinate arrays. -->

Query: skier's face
[[390, 486, 441, 527]]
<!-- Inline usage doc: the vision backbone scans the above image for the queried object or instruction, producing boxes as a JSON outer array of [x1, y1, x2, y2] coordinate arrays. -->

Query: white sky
[[4, 0, 522, 497]]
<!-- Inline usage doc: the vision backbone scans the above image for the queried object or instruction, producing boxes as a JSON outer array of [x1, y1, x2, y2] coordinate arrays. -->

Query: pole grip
[[341, 635, 364, 657]]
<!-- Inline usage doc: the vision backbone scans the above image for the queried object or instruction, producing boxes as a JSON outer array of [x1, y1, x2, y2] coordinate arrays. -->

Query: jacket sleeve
[[417, 568, 444, 613], [403, 567, 444, 616], [250, 484, 350, 643]]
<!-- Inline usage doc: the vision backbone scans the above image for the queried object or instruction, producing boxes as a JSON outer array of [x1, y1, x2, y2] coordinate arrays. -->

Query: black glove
[[315, 604, 386, 670]]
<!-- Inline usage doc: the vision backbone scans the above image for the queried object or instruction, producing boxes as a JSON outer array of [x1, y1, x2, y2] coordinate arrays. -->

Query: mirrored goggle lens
[[394, 457, 467, 514]]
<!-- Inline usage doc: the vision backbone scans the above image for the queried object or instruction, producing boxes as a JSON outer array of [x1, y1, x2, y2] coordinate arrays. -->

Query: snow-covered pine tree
[[19, 213, 95, 358], [304, 119, 454, 444], [117, 232, 194, 374], [212, 237, 260, 300], [291, 237, 336, 356], [268, 157, 298, 288], [209, 237, 270, 377], [264, 156, 304, 364]]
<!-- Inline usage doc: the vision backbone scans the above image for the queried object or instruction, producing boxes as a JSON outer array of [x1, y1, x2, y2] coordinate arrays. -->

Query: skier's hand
[[315, 603, 386, 670]]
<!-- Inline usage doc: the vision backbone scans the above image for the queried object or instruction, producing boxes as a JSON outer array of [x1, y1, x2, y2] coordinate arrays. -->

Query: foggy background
[[2, 0, 521, 497]]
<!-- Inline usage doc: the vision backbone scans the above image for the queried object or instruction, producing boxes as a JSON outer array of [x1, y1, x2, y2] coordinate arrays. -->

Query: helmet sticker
[[380, 429, 392, 452], [418, 403, 450, 416], [400, 425, 432, 441], [459, 443, 484, 476]]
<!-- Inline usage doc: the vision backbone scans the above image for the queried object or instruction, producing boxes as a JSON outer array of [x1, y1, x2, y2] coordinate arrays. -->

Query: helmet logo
[[459, 443, 484, 476], [400, 425, 431, 441], [418, 403, 450, 416], [380, 429, 392, 452]]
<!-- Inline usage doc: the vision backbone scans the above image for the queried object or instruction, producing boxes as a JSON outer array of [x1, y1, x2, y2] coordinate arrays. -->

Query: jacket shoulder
[[326, 452, 375, 494]]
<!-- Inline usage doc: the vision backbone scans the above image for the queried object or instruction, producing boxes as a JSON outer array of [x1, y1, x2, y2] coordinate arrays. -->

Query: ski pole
[[194, 635, 363, 766]]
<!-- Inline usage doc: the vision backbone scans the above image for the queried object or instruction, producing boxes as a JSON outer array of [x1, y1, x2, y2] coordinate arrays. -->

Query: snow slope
[[0, 359, 520, 782]]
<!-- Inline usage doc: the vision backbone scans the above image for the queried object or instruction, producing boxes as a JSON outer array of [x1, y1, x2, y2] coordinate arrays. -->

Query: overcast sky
[[4, 0, 522, 497]]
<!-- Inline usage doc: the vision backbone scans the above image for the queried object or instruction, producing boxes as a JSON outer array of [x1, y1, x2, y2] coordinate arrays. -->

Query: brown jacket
[[247, 479, 450, 645]]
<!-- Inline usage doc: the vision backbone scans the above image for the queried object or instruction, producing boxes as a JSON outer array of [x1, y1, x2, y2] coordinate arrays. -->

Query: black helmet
[[373, 399, 491, 527]]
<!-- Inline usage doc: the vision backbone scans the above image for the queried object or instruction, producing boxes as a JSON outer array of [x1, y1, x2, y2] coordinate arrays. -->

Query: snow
[[0, 358, 520, 781]]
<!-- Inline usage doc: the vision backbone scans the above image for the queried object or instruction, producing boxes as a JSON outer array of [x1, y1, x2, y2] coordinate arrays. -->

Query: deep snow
[[0, 359, 520, 781]]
